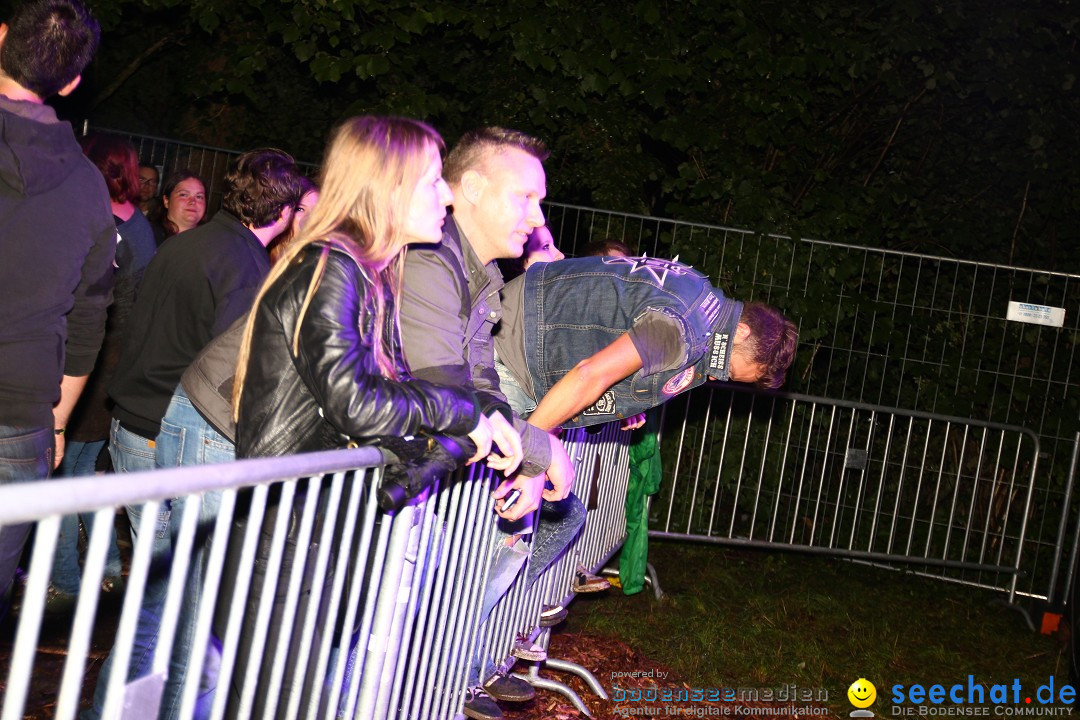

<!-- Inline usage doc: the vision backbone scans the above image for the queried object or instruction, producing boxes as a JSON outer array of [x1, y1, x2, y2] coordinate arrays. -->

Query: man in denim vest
[[494, 255, 799, 432]]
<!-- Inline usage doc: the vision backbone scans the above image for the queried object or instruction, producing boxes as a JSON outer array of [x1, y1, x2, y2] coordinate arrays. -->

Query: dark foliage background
[[30, 0, 1078, 271]]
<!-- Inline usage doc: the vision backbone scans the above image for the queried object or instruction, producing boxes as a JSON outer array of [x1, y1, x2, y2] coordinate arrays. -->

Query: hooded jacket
[[0, 97, 115, 428]]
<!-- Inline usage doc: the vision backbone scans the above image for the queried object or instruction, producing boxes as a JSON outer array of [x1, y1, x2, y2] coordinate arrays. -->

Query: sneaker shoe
[[512, 637, 547, 662], [462, 687, 503, 720], [100, 576, 123, 594], [572, 565, 611, 593], [45, 584, 77, 613], [538, 603, 567, 627], [482, 670, 535, 702]]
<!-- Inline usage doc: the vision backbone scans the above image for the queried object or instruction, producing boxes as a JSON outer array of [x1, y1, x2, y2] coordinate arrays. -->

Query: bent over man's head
[[733, 302, 798, 390], [0, 0, 99, 99]]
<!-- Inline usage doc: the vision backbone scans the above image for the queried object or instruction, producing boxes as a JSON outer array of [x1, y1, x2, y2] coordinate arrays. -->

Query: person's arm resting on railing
[[526, 333, 644, 432]]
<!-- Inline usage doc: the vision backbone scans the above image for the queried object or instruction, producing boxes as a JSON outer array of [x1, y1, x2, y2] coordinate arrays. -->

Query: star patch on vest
[[601, 254, 689, 288], [662, 367, 695, 396], [582, 390, 616, 416]]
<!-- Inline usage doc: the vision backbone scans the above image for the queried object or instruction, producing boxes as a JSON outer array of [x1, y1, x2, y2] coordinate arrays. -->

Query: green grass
[[565, 541, 1067, 714]]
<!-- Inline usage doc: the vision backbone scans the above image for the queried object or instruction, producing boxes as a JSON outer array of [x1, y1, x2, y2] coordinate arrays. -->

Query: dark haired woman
[[151, 169, 207, 245]]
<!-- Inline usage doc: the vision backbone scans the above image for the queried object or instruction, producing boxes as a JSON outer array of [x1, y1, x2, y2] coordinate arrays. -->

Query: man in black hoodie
[[0, 0, 114, 608]]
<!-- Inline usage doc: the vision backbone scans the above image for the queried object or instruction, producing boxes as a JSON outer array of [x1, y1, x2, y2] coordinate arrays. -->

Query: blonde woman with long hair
[[233, 116, 500, 458], [218, 116, 517, 717]]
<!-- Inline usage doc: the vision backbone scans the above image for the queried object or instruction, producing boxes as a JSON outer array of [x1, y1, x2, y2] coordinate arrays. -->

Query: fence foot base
[[645, 562, 664, 600], [601, 563, 665, 600], [516, 668, 594, 718], [990, 597, 1036, 632], [540, 657, 610, 700]]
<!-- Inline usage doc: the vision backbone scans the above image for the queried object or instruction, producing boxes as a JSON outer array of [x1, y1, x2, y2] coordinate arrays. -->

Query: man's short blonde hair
[[444, 127, 549, 185]]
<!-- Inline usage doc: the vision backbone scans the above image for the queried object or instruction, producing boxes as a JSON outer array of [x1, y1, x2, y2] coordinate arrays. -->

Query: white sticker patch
[[662, 368, 695, 396], [582, 390, 616, 416], [1006, 301, 1065, 327]]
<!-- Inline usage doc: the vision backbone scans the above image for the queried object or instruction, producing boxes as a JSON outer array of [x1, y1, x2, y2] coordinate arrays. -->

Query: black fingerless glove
[[375, 434, 478, 512]]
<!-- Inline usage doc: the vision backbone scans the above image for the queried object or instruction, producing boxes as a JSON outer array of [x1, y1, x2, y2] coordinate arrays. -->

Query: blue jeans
[[525, 494, 586, 588], [0, 424, 53, 615], [494, 360, 537, 418], [88, 404, 230, 720], [467, 494, 586, 685], [151, 387, 231, 720], [51, 439, 123, 594]]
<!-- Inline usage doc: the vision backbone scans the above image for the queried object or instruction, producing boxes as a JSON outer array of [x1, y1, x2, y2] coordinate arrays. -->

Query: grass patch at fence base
[[530, 542, 1066, 719]]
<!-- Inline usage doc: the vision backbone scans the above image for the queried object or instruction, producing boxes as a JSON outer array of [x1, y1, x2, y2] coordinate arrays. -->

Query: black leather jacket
[[236, 242, 480, 459]]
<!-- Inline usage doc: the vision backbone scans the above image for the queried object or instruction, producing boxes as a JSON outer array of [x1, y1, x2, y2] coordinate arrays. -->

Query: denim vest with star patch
[[521, 256, 742, 427]]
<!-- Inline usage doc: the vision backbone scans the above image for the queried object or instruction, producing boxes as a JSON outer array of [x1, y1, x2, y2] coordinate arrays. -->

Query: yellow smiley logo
[[848, 678, 877, 708]]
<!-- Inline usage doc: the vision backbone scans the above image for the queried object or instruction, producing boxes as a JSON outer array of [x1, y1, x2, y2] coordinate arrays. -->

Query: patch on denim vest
[[698, 291, 723, 328], [601, 254, 690, 288], [707, 333, 730, 375], [582, 390, 616, 416], [662, 367, 695, 396]]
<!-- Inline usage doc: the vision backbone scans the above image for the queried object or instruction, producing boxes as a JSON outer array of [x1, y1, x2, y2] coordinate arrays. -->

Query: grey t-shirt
[[496, 274, 689, 402], [628, 310, 687, 375], [495, 275, 535, 400]]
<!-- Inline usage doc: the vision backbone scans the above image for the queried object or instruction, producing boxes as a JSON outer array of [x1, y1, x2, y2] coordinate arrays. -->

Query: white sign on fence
[[1006, 301, 1066, 327]]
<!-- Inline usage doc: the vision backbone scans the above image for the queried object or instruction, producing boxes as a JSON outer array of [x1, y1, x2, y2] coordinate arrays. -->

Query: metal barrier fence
[[0, 427, 632, 720], [85, 126, 319, 214], [78, 128, 1079, 602], [651, 384, 1041, 607], [545, 201, 1080, 606]]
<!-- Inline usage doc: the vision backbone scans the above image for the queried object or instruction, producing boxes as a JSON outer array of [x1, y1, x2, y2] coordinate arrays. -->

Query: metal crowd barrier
[[545, 200, 1080, 607], [651, 384, 1041, 609], [0, 428, 633, 720], [85, 126, 320, 215], [75, 126, 1079, 606]]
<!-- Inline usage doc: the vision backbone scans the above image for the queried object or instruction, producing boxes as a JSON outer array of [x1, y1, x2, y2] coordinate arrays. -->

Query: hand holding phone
[[501, 488, 521, 511]]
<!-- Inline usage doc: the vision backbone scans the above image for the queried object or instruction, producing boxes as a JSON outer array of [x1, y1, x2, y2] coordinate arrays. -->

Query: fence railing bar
[[283, 472, 346, 720], [769, 399, 797, 543], [788, 401, 816, 545], [338, 504, 393, 720], [707, 390, 732, 537], [940, 425, 971, 564], [100, 499, 162, 720], [688, 386, 715, 535], [958, 427, 989, 567], [747, 395, 773, 541], [321, 475, 379, 720], [55, 506, 112, 720], [235, 480, 298, 720], [1049, 433, 1080, 605], [1008, 439, 1041, 604], [664, 396, 691, 533], [1, 515, 59, 720]]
